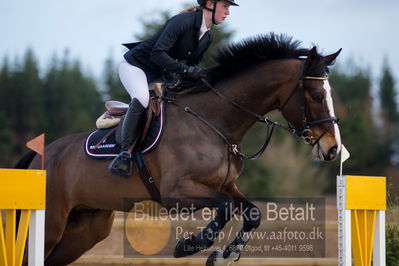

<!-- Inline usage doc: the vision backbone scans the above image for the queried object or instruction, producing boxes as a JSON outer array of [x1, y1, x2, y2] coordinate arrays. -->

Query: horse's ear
[[305, 46, 318, 68], [324, 48, 342, 65], [309, 46, 318, 57]]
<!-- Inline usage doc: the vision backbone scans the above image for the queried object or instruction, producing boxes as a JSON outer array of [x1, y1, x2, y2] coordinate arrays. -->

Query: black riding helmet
[[197, 0, 239, 6], [197, 0, 239, 24]]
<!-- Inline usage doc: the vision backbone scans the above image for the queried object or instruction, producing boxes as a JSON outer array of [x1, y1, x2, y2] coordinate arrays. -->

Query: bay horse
[[20, 33, 342, 265]]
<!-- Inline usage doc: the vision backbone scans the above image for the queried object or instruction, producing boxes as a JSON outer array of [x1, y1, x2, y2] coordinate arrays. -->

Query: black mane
[[209, 33, 325, 82], [180, 33, 329, 93]]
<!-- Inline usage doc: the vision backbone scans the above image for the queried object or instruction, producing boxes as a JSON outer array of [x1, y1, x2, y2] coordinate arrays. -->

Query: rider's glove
[[185, 65, 206, 79]]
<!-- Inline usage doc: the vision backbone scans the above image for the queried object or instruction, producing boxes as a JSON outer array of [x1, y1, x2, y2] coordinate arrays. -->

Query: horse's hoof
[[173, 239, 187, 258], [173, 238, 195, 258], [206, 251, 218, 266], [206, 251, 232, 266]]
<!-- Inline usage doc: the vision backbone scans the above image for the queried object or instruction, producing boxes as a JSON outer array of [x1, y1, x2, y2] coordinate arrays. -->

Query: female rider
[[109, 0, 239, 177]]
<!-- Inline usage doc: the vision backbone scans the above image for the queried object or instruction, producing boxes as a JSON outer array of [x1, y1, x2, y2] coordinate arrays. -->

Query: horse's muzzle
[[312, 144, 338, 161], [326, 146, 338, 161]]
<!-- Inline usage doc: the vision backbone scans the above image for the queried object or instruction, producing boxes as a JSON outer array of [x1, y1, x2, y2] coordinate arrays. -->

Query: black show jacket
[[123, 11, 212, 83]]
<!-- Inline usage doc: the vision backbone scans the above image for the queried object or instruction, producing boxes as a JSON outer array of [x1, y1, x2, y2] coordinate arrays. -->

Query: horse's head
[[279, 47, 342, 161]]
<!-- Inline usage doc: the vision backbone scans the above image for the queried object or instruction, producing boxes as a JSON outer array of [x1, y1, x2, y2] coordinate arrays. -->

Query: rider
[[109, 0, 239, 177]]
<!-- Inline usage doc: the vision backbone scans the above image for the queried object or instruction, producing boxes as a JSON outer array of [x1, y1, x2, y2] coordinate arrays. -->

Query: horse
[[20, 33, 342, 265]]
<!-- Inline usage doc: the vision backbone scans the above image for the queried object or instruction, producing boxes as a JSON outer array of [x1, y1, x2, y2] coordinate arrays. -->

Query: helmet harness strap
[[203, 0, 218, 25]]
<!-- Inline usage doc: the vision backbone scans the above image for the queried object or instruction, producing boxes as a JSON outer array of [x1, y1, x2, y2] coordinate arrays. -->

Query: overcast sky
[[1, 0, 398, 87]]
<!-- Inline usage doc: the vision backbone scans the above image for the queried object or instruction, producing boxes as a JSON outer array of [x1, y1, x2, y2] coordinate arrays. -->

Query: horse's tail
[[14, 151, 37, 169]]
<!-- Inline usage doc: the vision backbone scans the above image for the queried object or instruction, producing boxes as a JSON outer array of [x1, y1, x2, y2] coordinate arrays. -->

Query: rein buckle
[[231, 144, 240, 155]]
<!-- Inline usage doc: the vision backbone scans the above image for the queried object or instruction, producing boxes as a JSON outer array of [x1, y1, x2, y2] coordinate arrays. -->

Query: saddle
[[85, 93, 165, 159], [85, 90, 165, 203]]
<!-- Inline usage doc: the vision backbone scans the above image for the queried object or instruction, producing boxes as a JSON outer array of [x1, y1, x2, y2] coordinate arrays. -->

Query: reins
[[161, 91, 274, 161], [162, 61, 338, 160]]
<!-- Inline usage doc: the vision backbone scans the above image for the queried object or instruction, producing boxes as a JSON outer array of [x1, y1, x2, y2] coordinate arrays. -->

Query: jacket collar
[[194, 10, 204, 29]]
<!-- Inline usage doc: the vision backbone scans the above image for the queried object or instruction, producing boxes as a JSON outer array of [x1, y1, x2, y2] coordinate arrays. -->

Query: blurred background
[[1, 0, 397, 197]]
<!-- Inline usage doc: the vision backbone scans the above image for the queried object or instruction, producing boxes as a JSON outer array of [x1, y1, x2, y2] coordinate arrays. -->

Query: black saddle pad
[[84, 102, 165, 159]]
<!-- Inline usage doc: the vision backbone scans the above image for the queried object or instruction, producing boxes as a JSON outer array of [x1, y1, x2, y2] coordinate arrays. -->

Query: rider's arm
[[150, 15, 190, 74]]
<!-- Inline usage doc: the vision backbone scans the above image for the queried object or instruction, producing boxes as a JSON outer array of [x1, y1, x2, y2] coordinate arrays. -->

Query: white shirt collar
[[199, 13, 211, 40]]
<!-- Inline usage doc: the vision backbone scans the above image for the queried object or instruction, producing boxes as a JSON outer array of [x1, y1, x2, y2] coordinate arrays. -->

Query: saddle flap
[[105, 101, 129, 115]]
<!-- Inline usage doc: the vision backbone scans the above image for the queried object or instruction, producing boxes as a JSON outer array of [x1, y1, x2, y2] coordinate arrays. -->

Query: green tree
[[327, 65, 381, 182], [103, 55, 129, 102], [67, 61, 103, 132], [42, 52, 103, 142], [42, 55, 64, 141], [8, 50, 44, 155], [378, 59, 398, 166], [135, 11, 171, 41], [380, 59, 398, 123], [0, 57, 15, 167]]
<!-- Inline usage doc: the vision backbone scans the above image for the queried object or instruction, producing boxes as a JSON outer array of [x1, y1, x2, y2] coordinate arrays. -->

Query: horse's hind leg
[[44, 209, 115, 266]]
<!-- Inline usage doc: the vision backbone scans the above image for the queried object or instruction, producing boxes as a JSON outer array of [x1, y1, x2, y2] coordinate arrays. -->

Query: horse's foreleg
[[43, 205, 70, 261], [174, 207, 233, 258], [44, 209, 114, 266], [206, 189, 262, 266], [167, 180, 234, 258]]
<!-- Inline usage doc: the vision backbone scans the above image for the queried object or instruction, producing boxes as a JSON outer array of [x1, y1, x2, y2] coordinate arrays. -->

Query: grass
[[386, 179, 399, 266]]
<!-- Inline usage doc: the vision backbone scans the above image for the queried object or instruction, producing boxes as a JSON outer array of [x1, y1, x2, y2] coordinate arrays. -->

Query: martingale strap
[[163, 95, 275, 161], [131, 152, 161, 203]]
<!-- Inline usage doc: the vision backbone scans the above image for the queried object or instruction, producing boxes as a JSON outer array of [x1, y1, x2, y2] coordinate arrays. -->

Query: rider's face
[[213, 0, 231, 24]]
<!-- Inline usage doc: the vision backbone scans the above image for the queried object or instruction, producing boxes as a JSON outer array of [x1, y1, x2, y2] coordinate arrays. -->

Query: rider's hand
[[185, 65, 205, 79], [162, 71, 181, 90]]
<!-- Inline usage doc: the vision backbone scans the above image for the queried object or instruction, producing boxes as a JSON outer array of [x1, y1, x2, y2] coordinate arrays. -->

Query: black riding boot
[[108, 98, 145, 177]]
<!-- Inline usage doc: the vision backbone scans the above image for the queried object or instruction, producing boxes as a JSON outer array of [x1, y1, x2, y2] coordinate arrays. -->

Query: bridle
[[279, 63, 339, 146], [162, 59, 339, 160]]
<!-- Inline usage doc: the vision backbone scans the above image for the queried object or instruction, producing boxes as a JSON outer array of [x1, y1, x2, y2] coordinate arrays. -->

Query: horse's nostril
[[328, 146, 337, 159]]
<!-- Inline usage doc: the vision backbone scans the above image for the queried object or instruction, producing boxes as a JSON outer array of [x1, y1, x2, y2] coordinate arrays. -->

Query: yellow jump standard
[[0, 169, 46, 266], [337, 175, 386, 266]]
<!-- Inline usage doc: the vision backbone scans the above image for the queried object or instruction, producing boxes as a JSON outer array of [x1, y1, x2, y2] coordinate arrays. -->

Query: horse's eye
[[310, 93, 325, 103]]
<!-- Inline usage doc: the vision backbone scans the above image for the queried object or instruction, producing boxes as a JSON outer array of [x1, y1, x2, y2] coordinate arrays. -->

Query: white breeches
[[119, 59, 149, 108]]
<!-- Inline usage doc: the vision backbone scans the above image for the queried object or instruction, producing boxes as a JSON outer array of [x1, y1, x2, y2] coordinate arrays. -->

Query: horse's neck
[[186, 60, 300, 143]]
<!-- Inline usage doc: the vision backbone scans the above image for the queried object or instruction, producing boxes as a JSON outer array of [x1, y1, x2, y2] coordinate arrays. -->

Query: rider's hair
[[179, 5, 202, 14]]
